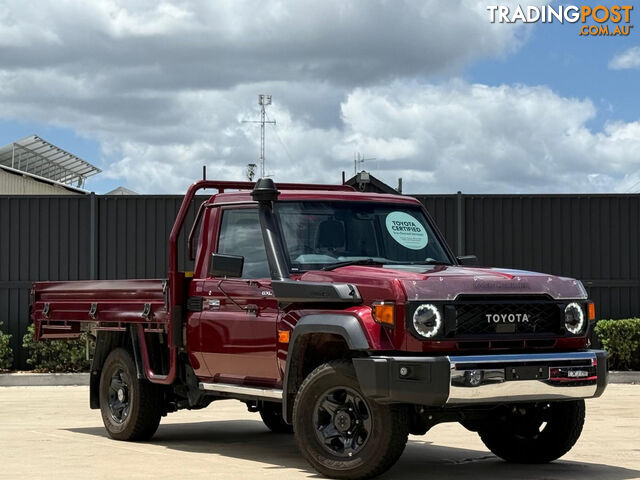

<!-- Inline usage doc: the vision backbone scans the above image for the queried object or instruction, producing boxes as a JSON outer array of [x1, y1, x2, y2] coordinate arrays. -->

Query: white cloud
[[1, 1, 638, 194], [334, 81, 640, 194], [96, 80, 640, 194], [609, 46, 640, 70], [0, 0, 526, 88]]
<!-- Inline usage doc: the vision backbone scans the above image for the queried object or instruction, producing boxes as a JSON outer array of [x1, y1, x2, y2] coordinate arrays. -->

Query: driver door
[[198, 207, 280, 386]]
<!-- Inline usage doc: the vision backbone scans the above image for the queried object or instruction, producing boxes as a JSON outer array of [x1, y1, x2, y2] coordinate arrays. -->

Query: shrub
[[0, 323, 12, 371], [595, 318, 640, 371], [22, 324, 93, 372]]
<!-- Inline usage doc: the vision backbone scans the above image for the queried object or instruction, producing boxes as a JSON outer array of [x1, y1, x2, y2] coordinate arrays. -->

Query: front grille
[[454, 301, 562, 336], [406, 296, 567, 340]]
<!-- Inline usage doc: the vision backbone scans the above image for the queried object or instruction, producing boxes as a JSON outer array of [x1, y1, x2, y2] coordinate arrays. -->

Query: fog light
[[465, 369, 484, 387]]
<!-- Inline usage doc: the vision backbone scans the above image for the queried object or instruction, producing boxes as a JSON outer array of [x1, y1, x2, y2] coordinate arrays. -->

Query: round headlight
[[564, 302, 585, 334], [413, 304, 442, 338]]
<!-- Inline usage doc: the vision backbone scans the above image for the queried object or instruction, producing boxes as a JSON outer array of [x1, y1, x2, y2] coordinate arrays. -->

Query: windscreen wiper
[[320, 259, 383, 271], [320, 259, 452, 271]]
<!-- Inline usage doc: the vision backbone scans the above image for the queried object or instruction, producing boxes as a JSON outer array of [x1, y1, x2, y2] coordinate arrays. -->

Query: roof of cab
[[208, 188, 421, 205]]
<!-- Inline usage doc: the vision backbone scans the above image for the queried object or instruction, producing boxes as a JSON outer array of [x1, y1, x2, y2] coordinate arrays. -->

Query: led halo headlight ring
[[564, 302, 585, 335], [412, 303, 442, 338]]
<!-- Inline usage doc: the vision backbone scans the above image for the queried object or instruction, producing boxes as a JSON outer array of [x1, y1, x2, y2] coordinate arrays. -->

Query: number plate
[[505, 366, 549, 381]]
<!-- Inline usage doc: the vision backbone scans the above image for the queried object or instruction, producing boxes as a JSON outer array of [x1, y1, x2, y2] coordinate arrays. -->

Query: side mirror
[[209, 253, 244, 278], [456, 255, 478, 266]]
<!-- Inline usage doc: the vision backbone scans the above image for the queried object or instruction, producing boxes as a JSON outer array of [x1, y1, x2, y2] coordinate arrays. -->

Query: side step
[[199, 382, 283, 400]]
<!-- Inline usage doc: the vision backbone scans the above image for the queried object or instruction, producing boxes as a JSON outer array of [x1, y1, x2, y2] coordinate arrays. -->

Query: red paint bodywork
[[31, 180, 591, 388]]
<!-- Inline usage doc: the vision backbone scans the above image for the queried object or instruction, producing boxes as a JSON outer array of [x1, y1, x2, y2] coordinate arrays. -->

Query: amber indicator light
[[372, 302, 395, 326], [587, 302, 596, 321], [278, 330, 290, 343]]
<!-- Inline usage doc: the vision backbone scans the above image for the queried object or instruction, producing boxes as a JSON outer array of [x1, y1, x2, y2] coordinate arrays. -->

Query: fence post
[[456, 191, 464, 256], [89, 192, 98, 280]]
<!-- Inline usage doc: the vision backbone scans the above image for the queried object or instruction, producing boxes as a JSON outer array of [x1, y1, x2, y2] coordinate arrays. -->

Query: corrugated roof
[[0, 135, 101, 188]]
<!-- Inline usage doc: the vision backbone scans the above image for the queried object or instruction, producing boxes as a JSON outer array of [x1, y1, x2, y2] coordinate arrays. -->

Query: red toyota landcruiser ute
[[32, 178, 608, 479]]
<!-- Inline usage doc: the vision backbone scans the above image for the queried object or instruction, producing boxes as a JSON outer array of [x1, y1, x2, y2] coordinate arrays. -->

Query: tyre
[[260, 402, 294, 433], [99, 348, 162, 441], [293, 360, 408, 480], [478, 400, 585, 463]]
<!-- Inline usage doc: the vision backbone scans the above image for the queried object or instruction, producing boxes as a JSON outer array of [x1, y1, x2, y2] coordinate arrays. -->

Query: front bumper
[[352, 350, 608, 406]]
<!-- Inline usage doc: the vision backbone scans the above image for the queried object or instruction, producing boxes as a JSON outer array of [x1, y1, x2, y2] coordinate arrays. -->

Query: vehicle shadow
[[67, 420, 640, 480]]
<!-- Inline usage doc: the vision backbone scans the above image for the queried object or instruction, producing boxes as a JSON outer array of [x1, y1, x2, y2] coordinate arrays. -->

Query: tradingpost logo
[[487, 4, 634, 36]]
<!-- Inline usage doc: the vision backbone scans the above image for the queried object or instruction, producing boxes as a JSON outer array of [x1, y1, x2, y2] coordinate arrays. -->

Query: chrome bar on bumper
[[352, 350, 608, 406], [447, 351, 603, 405]]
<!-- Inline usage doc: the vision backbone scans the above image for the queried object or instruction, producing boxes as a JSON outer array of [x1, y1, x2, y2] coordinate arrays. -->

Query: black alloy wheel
[[313, 386, 373, 458], [107, 367, 132, 424]]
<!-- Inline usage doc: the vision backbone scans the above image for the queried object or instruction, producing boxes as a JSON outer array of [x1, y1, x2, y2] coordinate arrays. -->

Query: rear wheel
[[478, 400, 585, 463], [99, 348, 162, 441], [260, 402, 293, 433], [293, 360, 408, 479]]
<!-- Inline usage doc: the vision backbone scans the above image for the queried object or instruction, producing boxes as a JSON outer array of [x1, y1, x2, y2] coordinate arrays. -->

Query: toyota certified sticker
[[385, 211, 429, 250]]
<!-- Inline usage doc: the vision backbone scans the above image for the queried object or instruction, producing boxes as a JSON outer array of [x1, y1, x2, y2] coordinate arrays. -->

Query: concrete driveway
[[1, 384, 639, 479]]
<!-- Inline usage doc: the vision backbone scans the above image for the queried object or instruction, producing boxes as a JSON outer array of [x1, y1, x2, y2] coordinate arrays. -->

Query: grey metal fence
[[414, 193, 640, 322], [1, 192, 637, 368], [0, 194, 204, 368]]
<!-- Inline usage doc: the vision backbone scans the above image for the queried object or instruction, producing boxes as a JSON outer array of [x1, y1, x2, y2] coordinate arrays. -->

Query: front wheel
[[293, 360, 408, 480], [99, 348, 163, 441], [478, 400, 585, 463]]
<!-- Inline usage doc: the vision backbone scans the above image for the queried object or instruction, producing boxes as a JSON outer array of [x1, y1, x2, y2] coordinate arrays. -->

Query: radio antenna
[[242, 94, 276, 178]]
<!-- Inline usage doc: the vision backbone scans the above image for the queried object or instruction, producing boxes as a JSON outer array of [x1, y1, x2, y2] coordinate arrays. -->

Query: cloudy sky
[[0, 0, 639, 194]]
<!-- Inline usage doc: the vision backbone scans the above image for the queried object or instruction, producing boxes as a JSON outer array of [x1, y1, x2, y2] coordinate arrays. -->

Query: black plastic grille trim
[[454, 302, 562, 336]]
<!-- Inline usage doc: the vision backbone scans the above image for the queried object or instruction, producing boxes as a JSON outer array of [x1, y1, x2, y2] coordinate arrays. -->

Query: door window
[[217, 209, 270, 278]]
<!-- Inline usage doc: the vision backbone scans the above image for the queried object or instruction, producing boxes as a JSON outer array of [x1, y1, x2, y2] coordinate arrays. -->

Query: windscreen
[[275, 201, 451, 271]]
